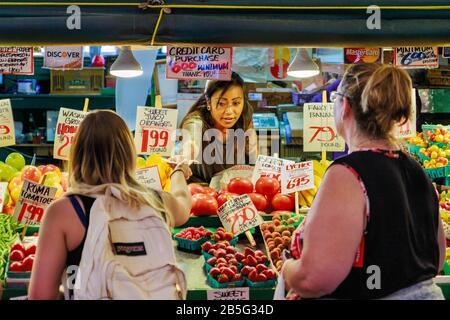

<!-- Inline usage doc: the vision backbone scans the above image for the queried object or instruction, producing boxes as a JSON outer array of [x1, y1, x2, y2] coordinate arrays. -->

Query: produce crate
[[6, 258, 31, 279], [405, 143, 423, 156], [434, 177, 450, 187], [245, 278, 277, 288], [50, 67, 104, 95], [206, 273, 245, 289], [418, 153, 430, 163], [444, 261, 450, 276], [424, 165, 450, 179], [173, 236, 206, 254]]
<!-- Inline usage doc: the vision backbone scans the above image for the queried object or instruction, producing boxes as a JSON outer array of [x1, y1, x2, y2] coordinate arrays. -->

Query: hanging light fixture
[[287, 48, 320, 78], [110, 46, 143, 78]]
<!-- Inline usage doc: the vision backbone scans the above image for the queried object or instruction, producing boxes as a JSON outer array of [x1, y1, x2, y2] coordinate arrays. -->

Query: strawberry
[[262, 269, 276, 280], [206, 257, 217, 266], [246, 255, 257, 266], [225, 254, 235, 261], [248, 269, 258, 282], [255, 273, 267, 282], [241, 266, 255, 276], [235, 252, 245, 262], [225, 246, 236, 254], [214, 249, 227, 258], [220, 267, 235, 279], [209, 267, 220, 278], [228, 258, 238, 266], [208, 248, 216, 256], [224, 232, 234, 241], [214, 234, 222, 241], [216, 263, 228, 269], [244, 248, 255, 257], [216, 257, 227, 265], [254, 250, 265, 257], [217, 274, 229, 283], [256, 264, 268, 273], [201, 241, 213, 252], [216, 243, 227, 250], [231, 274, 242, 282], [257, 255, 268, 264], [230, 265, 238, 274]]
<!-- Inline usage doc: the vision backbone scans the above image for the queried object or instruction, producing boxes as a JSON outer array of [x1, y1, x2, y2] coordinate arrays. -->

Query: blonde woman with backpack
[[28, 110, 192, 300]]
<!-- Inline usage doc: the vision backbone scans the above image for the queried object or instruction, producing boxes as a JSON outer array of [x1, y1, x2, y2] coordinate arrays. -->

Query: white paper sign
[[251, 155, 294, 185], [13, 180, 57, 226], [281, 161, 315, 195], [394, 47, 439, 69], [207, 287, 249, 300], [0, 182, 8, 212], [217, 194, 264, 236], [0, 47, 33, 74], [136, 166, 163, 191], [396, 89, 417, 139], [44, 46, 83, 69], [303, 103, 345, 152], [53, 108, 88, 161], [0, 99, 16, 147], [134, 107, 178, 157]]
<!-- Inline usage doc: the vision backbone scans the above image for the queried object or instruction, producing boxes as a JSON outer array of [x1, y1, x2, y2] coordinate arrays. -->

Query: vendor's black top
[[66, 194, 95, 269], [326, 149, 440, 299]]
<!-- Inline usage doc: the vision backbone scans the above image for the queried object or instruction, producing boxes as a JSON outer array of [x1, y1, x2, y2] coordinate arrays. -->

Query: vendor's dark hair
[[180, 72, 253, 131]]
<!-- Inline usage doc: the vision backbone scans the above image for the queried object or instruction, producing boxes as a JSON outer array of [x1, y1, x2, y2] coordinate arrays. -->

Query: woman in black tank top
[[281, 64, 446, 300]]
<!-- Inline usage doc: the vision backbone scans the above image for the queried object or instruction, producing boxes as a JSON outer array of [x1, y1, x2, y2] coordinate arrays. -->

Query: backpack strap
[[68, 195, 88, 228]]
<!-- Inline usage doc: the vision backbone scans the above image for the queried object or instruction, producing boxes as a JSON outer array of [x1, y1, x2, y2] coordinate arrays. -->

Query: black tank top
[[65, 195, 95, 268], [326, 149, 440, 299]]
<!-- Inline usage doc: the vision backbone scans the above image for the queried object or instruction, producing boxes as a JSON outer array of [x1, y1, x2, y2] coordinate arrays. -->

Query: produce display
[[8, 240, 36, 272], [0, 214, 22, 282]]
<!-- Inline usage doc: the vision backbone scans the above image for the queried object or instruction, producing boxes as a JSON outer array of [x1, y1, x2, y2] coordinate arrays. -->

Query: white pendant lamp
[[287, 48, 320, 78], [110, 46, 143, 78]]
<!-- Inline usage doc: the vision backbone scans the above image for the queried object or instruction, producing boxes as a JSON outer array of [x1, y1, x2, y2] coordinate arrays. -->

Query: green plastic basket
[[405, 143, 424, 156], [418, 153, 430, 163], [245, 277, 276, 288], [207, 273, 245, 289], [424, 165, 450, 179], [173, 236, 206, 253], [444, 261, 450, 276], [6, 258, 31, 279], [428, 141, 449, 149]]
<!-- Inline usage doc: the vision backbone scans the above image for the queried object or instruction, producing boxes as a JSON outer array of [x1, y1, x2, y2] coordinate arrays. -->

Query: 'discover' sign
[[134, 107, 178, 157], [0, 99, 16, 147], [54, 108, 88, 161], [303, 103, 345, 152], [0, 47, 33, 74], [166, 46, 232, 80], [217, 194, 264, 236], [44, 46, 83, 69], [394, 47, 439, 69], [13, 180, 57, 226]]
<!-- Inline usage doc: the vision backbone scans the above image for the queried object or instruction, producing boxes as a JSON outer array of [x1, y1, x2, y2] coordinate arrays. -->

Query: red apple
[[21, 166, 42, 183]]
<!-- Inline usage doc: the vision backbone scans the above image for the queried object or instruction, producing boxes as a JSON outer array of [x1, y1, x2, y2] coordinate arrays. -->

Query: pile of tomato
[[189, 177, 295, 216]]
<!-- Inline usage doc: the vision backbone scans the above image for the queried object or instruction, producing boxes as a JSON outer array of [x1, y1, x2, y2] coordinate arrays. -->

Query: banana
[[301, 191, 314, 207], [297, 192, 308, 207], [312, 160, 326, 178], [314, 175, 322, 189]]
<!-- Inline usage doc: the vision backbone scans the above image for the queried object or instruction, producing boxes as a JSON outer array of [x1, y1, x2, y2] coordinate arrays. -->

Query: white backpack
[[64, 187, 187, 300]]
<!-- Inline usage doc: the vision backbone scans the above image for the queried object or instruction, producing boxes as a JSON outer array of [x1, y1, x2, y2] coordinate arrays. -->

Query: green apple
[[0, 163, 17, 182], [5, 152, 26, 171], [42, 171, 61, 185]]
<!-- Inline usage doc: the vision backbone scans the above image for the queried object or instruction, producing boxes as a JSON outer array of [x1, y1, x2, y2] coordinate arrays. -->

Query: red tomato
[[202, 187, 218, 198], [227, 178, 254, 195], [187, 183, 205, 195], [9, 261, 23, 272], [271, 194, 295, 211], [255, 177, 280, 197], [247, 193, 268, 211], [217, 192, 238, 207], [191, 194, 218, 216], [9, 250, 24, 262]]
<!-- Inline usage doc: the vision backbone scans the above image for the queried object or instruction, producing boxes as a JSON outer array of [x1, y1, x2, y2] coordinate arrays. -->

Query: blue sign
[[443, 47, 450, 59]]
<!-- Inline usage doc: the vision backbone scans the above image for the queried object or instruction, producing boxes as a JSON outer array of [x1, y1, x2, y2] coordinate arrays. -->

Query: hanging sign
[[268, 48, 291, 79], [344, 48, 381, 64], [134, 106, 178, 157], [0, 99, 16, 147], [280, 161, 315, 195], [217, 194, 264, 236], [0, 47, 33, 74], [53, 108, 88, 161], [394, 47, 439, 69], [396, 89, 417, 139], [251, 155, 294, 185], [443, 47, 450, 59], [13, 181, 57, 226], [136, 166, 163, 191], [303, 103, 345, 152], [44, 46, 83, 69], [166, 46, 232, 80]]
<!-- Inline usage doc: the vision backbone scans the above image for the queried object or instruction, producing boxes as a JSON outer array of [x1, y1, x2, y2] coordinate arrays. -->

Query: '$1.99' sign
[[140, 129, 169, 153], [17, 203, 44, 225]]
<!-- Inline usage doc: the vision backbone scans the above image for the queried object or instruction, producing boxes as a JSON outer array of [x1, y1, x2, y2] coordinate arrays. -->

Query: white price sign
[[281, 161, 315, 195], [0, 99, 16, 147], [136, 166, 163, 191], [251, 155, 293, 185], [134, 107, 178, 157], [217, 194, 264, 236], [207, 287, 249, 300], [0, 182, 8, 212]]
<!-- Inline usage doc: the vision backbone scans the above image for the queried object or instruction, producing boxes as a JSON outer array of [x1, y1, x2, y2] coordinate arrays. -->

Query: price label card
[[0, 99, 16, 147], [217, 194, 264, 236], [207, 287, 249, 300], [281, 161, 315, 194], [136, 166, 163, 191], [0, 47, 33, 74], [0, 182, 8, 212], [53, 108, 88, 161], [251, 155, 294, 185], [303, 103, 345, 152], [135, 107, 178, 157], [13, 180, 57, 226], [394, 47, 439, 69]]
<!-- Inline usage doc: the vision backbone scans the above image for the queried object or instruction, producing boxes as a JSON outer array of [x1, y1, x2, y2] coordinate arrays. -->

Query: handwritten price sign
[[0, 47, 33, 74], [134, 107, 178, 157], [394, 47, 439, 69], [53, 107, 88, 161], [281, 161, 315, 194], [303, 103, 345, 152], [217, 194, 264, 236], [0, 99, 15, 147], [136, 166, 163, 191], [166, 46, 232, 80], [251, 155, 294, 185], [13, 180, 57, 226]]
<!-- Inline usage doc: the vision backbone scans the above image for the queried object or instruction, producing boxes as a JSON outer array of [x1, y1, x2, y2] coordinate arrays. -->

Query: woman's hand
[[166, 155, 193, 180]]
